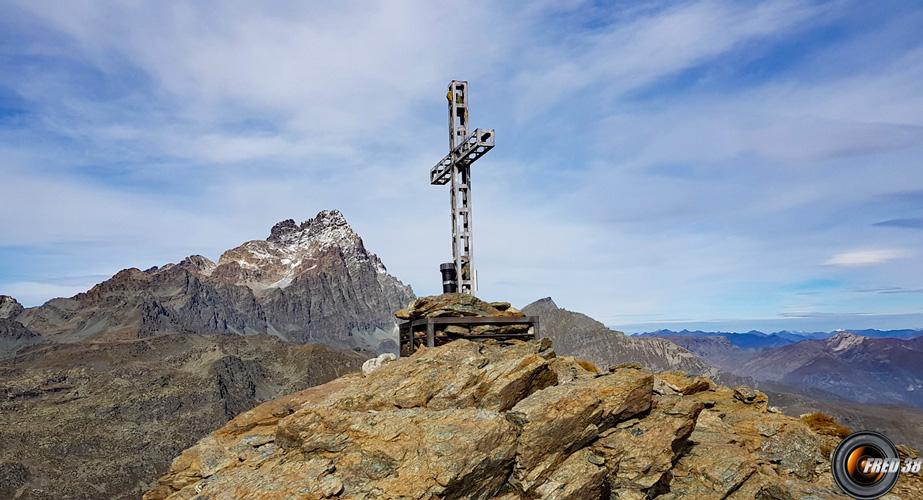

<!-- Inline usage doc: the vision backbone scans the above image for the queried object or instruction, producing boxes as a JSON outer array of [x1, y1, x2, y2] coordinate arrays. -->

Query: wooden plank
[[451, 333, 535, 340], [404, 316, 539, 327]]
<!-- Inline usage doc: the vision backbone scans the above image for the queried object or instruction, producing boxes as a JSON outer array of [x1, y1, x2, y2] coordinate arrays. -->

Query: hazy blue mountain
[[848, 328, 923, 339], [639, 328, 923, 349], [638, 329, 796, 350]]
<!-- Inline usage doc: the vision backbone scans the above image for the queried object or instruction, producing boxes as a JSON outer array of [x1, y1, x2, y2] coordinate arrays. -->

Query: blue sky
[[1, 0, 922, 333]]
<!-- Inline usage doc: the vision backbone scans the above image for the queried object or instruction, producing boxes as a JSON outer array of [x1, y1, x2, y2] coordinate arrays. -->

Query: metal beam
[[429, 80, 494, 296], [430, 128, 495, 185]]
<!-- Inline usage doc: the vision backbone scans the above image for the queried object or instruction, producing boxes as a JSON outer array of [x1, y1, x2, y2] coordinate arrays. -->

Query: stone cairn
[[394, 293, 531, 348]]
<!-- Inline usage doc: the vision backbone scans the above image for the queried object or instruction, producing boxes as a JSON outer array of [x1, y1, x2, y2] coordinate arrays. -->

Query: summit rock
[[146, 339, 923, 499]]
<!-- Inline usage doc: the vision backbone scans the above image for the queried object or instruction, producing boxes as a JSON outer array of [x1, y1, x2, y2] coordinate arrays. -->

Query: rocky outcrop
[[0, 296, 43, 358], [0, 295, 23, 319], [0, 334, 364, 499], [147, 339, 923, 499], [15, 210, 415, 353], [523, 298, 720, 378]]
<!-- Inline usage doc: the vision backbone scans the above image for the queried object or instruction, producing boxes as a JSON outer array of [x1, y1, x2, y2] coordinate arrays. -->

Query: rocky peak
[[215, 210, 385, 292], [826, 330, 866, 352], [175, 255, 217, 276], [0, 295, 23, 320], [526, 296, 558, 311], [267, 210, 352, 245], [268, 218, 300, 243], [294, 209, 362, 254], [302, 208, 349, 231], [0, 295, 39, 353], [14, 208, 413, 353]]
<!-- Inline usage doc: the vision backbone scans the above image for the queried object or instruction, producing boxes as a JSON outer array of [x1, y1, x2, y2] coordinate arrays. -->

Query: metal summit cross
[[430, 80, 495, 296]]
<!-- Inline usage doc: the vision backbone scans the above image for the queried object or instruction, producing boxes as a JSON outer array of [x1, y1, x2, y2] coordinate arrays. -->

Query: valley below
[[0, 334, 363, 499]]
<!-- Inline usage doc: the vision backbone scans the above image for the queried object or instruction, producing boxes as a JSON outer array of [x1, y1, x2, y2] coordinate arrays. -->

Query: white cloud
[[510, 0, 826, 118], [8, 0, 524, 156], [2, 1, 923, 326], [824, 249, 911, 267], [0, 281, 92, 306]]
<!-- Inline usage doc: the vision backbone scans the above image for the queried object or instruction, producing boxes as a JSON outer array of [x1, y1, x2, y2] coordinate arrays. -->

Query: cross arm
[[430, 128, 495, 185]]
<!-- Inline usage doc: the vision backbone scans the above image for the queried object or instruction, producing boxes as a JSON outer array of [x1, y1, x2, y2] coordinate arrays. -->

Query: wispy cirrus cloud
[[824, 249, 912, 267], [874, 217, 923, 230], [875, 287, 923, 295]]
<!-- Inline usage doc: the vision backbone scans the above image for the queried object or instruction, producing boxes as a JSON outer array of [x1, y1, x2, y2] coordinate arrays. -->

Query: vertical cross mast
[[448, 81, 473, 295], [430, 80, 495, 296]]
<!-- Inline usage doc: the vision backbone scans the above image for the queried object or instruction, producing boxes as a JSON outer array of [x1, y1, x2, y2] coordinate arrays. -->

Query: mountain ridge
[[6, 210, 414, 355], [523, 298, 722, 380], [638, 327, 923, 350], [739, 332, 923, 407]]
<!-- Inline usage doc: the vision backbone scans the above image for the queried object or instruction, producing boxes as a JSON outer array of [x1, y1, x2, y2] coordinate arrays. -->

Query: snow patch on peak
[[265, 210, 361, 254], [305, 209, 348, 228], [215, 210, 393, 291]]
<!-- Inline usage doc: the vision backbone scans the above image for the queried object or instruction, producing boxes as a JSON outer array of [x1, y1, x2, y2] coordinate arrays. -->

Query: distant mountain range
[[645, 329, 923, 409], [638, 327, 923, 350], [741, 332, 923, 407]]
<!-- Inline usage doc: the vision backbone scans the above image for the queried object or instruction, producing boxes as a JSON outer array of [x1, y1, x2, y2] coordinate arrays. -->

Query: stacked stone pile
[[394, 293, 532, 346]]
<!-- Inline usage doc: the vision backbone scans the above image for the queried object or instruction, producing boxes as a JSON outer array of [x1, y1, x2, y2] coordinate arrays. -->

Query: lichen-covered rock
[[508, 367, 653, 492], [734, 385, 768, 407], [147, 340, 923, 499], [547, 355, 600, 384]]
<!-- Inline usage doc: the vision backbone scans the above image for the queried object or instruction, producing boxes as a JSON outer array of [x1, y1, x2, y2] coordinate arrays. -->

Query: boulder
[[656, 371, 713, 395], [361, 353, 397, 376]]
